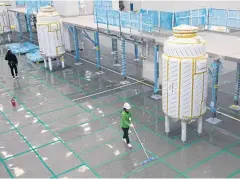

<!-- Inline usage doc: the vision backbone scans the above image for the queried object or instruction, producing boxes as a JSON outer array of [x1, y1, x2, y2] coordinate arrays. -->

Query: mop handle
[[132, 125, 149, 159]]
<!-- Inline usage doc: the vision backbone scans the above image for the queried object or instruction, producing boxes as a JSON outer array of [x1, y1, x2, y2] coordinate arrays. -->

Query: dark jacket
[[5, 51, 18, 65]]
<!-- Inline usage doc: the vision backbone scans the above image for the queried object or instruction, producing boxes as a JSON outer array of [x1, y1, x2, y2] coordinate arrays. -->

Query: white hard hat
[[123, 103, 131, 110]]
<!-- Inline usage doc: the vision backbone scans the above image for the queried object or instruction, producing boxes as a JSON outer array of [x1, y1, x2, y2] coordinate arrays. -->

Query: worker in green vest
[[121, 103, 134, 148]]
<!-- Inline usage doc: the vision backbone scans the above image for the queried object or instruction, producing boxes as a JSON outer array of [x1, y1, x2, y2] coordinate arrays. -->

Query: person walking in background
[[5, 50, 18, 79], [121, 103, 134, 148]]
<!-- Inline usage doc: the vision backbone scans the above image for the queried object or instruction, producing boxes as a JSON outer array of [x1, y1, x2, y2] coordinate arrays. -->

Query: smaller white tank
[[36, 6, 65, 58], [0, 3, 11, 35]]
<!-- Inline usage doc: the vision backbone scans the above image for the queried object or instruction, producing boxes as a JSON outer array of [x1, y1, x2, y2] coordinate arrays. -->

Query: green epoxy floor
[[0, 34, 240, 178]]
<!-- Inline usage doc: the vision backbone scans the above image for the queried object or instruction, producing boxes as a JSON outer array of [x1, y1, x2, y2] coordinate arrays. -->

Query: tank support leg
[[133, 44, 140, 61], [61, 56, 65, 68], [165, 116, 170, 135], [44, 57, 47, 68], [230, 63, 240, 111], [48, 57, 52, 71], [151, 44, 161, 100], [197, 117, 203, 136], [7, 34, 11, 42], [181, 121, 187, 143]]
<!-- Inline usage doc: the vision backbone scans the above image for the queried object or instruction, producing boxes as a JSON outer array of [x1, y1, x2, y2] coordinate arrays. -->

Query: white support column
[[197, 117, 203, 136], [181, 121, 187, 143], [61, 56, 65, 68], [165, 116, 170, 135], [7, 34, 11, 42], [48, 57, 52, 71], [44, 57, 47, 68]]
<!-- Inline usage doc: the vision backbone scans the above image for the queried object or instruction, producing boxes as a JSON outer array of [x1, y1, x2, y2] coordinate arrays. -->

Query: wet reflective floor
[[0, 34, 240, 178]]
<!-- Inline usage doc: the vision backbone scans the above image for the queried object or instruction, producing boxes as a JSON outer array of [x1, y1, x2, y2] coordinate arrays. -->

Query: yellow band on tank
[[162, 53, 208, 60], [173, 32, 197, 38]]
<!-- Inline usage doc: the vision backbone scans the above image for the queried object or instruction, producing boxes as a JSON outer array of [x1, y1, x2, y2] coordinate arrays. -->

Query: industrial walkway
[[0, 34, 240, 178]]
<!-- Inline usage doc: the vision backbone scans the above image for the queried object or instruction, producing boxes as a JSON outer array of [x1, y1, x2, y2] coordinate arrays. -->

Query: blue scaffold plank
[[26, 49, 44, 63], [6, 42, 39, 54]]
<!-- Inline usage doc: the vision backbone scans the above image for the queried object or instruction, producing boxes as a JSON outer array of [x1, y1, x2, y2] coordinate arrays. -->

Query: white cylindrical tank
[[36, 6, 65, 58], [0, 3, 11, 35], [162, 25, 208, 121]]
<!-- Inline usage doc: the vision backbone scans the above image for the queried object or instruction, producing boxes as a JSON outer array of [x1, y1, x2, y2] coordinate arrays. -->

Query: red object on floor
[[11, 98, 16, 107]]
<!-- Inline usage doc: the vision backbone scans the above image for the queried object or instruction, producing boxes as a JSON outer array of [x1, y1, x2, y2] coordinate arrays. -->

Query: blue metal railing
[[94, 7, 240, 33]]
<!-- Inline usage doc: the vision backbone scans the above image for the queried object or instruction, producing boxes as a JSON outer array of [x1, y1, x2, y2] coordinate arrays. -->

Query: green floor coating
[[0, 37, 240, 178]]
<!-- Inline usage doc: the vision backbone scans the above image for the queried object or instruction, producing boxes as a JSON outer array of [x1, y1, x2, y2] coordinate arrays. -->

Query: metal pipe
[[121, 37, 126, 79], [16, 13, 22, 41], [234, 63, 240, 105], [94, 31, 101, 69], [210, 58, 220, 119], [134, 44, 139, 61], [154, 45, 160, 94], [112, 38, 119, 65], [72, 26, 80, 63], [26, 14, 33, 42]]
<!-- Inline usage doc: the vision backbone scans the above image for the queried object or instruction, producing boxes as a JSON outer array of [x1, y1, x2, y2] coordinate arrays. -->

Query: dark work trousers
[[9, 63, 18, 77], [122, 127, 130, 144]]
